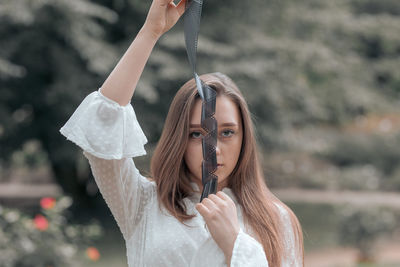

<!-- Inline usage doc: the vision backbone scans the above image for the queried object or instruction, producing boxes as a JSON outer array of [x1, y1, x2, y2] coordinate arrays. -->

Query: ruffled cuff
[[60, 88, 147, 159], [230, 228, 269, 267]]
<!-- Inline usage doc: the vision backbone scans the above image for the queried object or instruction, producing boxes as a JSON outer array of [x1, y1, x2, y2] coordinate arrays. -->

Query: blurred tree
[[338, 206, 397, 263], [0, 0, 120, 208], [1, 0, 400, 209]]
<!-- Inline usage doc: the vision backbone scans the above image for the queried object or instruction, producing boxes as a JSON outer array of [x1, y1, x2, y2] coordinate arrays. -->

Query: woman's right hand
[[143, 0, 187, 39]]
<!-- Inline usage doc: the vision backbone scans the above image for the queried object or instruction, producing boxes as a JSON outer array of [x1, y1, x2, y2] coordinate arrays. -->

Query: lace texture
[[59, 89, 301, 266], [60, 88, 147, 159]]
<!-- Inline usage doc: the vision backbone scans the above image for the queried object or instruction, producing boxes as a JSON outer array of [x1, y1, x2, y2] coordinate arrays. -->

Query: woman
[[60, 0, 304, 266]]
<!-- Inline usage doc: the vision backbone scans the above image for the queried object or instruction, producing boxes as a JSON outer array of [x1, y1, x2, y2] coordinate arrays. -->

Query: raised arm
[[101, 0, 187, 106], [60, 0, 187, 241]]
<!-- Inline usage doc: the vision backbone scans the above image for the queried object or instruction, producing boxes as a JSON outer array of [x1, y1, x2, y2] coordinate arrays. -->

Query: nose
[[215, 142, 221, 156]]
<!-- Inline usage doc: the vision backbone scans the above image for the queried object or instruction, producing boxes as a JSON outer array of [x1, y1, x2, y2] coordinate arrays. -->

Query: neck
[[192, 177, 228, 193]]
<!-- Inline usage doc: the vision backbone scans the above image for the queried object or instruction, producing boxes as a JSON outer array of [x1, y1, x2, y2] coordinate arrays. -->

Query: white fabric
[[60, 88, 301, 267], [60, 88, 147, 159]]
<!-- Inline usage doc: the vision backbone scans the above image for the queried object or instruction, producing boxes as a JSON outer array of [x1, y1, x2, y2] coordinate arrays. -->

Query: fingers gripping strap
[[184, 0, 218, 202]]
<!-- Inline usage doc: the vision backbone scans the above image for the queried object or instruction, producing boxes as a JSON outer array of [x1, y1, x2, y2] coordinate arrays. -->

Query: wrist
[[139, 24, 162, 42], [223, 229, 240, 266]]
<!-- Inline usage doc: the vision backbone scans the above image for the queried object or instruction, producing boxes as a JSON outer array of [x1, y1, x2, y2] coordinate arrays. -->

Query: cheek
[[227, 136, 243, 166], [184, 142, 203, 171]]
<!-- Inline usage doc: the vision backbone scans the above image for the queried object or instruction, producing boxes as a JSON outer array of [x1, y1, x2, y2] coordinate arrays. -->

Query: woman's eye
[[221, 130, 234, 137], [190, 130, 234, 139], [189, 131, 202, 139]]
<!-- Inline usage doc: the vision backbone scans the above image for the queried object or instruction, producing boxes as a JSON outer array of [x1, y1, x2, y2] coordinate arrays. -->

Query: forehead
[[190, 95, 241, 126]]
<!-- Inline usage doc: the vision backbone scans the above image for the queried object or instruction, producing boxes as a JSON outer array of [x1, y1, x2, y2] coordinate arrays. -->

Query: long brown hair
[[150, 72, 304, 266]]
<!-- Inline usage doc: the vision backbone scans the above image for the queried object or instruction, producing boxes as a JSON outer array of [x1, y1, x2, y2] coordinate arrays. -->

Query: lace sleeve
[[230, 202, 302, 267], [230, 228, 269, 267], [83, 152, 155, 240], [60, 88, 155, 240]]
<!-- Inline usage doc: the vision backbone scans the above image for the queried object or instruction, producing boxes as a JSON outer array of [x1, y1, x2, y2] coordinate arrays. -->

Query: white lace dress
[[60, 88, 301, 267]]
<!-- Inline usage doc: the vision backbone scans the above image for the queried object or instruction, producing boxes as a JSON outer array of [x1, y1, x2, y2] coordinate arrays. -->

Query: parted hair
[[150, 72, 304, 266]]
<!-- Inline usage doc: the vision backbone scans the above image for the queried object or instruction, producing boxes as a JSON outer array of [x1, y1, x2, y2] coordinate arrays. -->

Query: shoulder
[[272, 201, 297, 245], [272, 201, 303, 266], [273, 201, 291, 221], [146, 177, 155, 182]]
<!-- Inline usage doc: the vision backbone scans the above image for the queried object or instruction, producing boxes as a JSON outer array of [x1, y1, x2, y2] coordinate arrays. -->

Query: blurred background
[[1, 0, 399, 266]]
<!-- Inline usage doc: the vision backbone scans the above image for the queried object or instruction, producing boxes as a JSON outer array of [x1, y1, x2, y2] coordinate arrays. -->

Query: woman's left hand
[[195, 191, 240, 265]]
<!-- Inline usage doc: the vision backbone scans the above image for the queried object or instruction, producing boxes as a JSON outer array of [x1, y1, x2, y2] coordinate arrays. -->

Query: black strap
[[183, 0, 218, 202]]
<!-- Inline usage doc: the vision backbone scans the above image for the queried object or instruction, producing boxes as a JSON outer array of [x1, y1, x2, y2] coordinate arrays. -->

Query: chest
[[148, 203, 208, 248], [139, 202, 215, 265]]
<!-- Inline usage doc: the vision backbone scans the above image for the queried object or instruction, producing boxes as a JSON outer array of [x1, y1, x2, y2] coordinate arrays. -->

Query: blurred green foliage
[[317, 133, 400, 190], [1, 0, 399, 264], [0, 0, 399, 205], [289, 201, 400, 265], [0, 196, 102, 266], [339, 206, 398, 262]]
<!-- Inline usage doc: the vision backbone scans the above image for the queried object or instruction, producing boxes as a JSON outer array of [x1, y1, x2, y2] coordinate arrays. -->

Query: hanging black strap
[[183, 0, 218, 202]]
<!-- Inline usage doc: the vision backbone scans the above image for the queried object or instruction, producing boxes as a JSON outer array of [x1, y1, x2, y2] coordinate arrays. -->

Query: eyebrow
[[189, 122, 238, 128]]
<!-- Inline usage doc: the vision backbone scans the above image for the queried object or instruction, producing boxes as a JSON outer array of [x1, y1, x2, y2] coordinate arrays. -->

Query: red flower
[[34, 214, 49, 231], [40, 197, 56, 210], [86, 247, 100, 261]]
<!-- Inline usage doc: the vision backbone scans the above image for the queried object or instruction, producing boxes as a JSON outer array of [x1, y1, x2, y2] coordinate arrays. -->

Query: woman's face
[[184, 95, 243, 192]]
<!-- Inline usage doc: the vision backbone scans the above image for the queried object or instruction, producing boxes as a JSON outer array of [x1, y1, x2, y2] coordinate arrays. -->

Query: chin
[[217, 178, 228, 187]]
